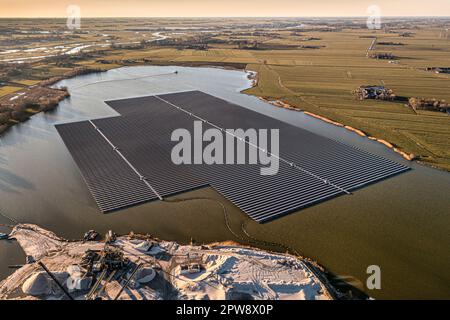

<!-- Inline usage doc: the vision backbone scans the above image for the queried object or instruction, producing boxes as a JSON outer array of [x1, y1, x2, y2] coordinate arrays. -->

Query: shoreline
[[0, 224, 337, 300], [0, 67, 103, 136], [0, 62, 442, 170], [257, 97, 417, 162], [0, 62, 247, 137]]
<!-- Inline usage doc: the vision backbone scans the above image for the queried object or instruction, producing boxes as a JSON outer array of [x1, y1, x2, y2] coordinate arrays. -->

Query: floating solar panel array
[[56, 91, 410, 223]]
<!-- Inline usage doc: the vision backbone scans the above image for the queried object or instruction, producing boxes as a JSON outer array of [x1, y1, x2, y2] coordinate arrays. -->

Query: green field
[[0, 86, 21, 96]]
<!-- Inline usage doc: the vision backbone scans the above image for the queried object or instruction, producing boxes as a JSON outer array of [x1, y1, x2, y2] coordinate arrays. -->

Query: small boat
[[0, 233, 9, 240]]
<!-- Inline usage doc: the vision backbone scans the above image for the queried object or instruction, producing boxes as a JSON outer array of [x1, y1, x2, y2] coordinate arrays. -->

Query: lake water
[[0, 66, 449, 299]]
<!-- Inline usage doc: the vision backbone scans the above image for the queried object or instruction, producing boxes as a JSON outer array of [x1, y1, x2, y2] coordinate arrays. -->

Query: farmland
[[1, 17, 449, 170]]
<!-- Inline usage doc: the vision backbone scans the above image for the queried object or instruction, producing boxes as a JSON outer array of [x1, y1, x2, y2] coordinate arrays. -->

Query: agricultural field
[[0, 17, 449, 170], [0, 85, 21, 96]]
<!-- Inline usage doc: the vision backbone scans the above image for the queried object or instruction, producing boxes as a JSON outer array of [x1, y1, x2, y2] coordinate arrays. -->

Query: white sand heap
[[171, 247, 329, 300]]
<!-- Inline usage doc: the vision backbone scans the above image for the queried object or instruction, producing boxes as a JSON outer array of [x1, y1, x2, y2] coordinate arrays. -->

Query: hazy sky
[[1, 0, 449, 18]]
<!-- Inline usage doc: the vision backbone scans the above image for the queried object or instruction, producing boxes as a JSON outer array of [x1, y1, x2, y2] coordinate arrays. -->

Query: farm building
[[354, 86, 396, 101], [426, 67, 450, 74], [236, 40, 259, 50], [368, 52, 397, 60]]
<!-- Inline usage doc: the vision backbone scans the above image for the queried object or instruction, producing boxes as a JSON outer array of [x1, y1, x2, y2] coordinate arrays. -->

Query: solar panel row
[[56, 91, 410, 222], [56, 121, 159, 212]]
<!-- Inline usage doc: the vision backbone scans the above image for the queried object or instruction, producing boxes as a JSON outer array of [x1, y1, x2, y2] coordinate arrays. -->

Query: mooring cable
[[163, 196, 299, 257], [162, 195, 336, 300], [0, 210, 19, 226], [162, 197, 243, 241]]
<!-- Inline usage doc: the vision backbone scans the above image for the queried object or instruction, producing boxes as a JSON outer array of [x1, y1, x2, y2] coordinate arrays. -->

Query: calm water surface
[[0, 66, 449, 299]]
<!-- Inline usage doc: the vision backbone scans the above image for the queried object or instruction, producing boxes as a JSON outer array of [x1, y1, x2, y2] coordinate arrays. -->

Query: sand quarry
[[0, 224, 332, 300]]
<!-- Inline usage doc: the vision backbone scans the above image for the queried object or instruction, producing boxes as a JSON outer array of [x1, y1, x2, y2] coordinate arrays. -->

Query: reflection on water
[[0, 66, 449, 299]]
